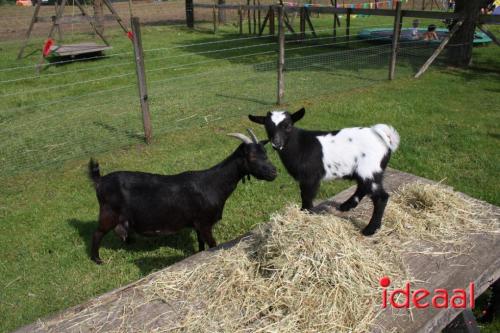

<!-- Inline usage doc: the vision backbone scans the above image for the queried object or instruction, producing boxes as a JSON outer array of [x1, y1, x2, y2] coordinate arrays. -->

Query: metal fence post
[[131, 17, 152, 144], [277, 5, 285, 105]]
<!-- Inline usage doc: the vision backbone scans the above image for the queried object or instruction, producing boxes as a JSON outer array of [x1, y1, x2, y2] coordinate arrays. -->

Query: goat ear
[[248, 115, 266, 124], [260, 139, 270, 146], [291, 107, 305, 123]]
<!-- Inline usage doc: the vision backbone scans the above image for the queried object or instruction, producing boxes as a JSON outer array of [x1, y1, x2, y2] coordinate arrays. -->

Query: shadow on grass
[[133, 255, 186, 275], [68, 219, 197, 273]]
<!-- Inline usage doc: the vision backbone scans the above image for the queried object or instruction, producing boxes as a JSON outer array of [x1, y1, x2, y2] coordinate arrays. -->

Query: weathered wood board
[[50, 43, 112, 57], [14, 169, 500, 333]]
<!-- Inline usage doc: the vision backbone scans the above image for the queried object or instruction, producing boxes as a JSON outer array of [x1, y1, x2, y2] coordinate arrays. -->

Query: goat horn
[[227, 133, 252, 144], [246, 128, 259, 144]]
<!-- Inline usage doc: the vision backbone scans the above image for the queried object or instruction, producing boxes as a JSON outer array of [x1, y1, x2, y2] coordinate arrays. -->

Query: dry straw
[[143, 183, 499, 332]]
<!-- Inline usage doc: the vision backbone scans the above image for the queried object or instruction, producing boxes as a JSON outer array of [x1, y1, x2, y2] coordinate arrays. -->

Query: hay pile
[[144, 183, 499, 332]]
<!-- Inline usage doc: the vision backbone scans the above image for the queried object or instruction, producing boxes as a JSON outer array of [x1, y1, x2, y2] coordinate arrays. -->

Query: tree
[[448, 0, 487, 67]]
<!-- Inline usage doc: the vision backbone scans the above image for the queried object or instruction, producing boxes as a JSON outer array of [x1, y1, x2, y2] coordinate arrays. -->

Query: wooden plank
[[414, 20, 463, 79], [131, 17, 152, 144], [51, 43, 112, 57], [13, 169, 500, 333]]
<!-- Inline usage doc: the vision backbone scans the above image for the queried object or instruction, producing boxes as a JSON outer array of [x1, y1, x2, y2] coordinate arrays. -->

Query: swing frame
[[17, 0, 129, 60]]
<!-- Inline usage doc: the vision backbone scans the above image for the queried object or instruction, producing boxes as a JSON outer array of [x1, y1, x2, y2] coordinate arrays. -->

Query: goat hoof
[[361, 226, 378, 236], [337, 203, 352, 212], [92, 257, 103, 265]]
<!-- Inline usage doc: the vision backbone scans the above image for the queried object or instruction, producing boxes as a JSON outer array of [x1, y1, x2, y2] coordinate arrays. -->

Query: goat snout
[[271, 138, 285, 151]]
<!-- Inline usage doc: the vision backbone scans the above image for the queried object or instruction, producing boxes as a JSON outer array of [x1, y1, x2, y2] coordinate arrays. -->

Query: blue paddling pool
[[358, 28, 492, 46]]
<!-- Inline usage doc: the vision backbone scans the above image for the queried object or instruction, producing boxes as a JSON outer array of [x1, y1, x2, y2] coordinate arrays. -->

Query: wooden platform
[[49, 43, 112, 57], [14, 169, 500, 333]]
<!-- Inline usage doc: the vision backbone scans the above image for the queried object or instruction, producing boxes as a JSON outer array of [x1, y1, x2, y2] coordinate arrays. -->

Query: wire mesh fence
[[0, 2, 459, 178]]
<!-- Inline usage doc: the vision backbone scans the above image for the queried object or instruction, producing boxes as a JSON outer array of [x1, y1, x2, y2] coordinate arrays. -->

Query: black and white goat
[[249, 108, 400, 235], [88, 129, 277, 264]]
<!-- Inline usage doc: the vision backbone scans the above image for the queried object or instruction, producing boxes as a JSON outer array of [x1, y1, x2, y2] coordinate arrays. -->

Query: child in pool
[[423, 24, 439, 41], [411, 19, 420, 39]]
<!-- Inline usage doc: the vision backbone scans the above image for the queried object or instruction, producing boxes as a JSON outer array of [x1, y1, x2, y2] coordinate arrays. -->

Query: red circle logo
[[379, 276, 391, 287]]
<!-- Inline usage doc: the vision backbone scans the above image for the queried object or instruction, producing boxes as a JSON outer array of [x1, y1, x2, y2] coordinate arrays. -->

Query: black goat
[[249, 108, 400, 236], [88, 129, 277, 264]]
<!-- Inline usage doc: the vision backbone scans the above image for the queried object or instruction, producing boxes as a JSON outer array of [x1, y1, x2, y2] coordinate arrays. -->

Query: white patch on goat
[[317, 127, 389, 181], [372, 183, 378, 192], [271, 111, 286, 126]]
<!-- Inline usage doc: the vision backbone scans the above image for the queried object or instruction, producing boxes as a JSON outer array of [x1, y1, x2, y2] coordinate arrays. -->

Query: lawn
[[0, 6, 499, 332]]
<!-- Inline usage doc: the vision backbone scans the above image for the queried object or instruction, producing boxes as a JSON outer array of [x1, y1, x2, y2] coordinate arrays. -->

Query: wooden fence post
[[269, 7, 275, 35], [131, 17, 152, 144], [186, 0, 194, 28], [333, 0, 338, 40], [299, 7, 306, 40], [277, 5, 285, 105], [212, 3, 218, 33], [346, 8, 351, 41], [389, 1, 402, 80], [239, 7, 243, 35], [258, 0, 261, 33], [247, 0, 251, 34], [253, 0, 257, 34]]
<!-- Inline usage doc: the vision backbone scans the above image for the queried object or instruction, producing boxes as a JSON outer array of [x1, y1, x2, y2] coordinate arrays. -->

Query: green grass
[[0, 13, 499, 333]]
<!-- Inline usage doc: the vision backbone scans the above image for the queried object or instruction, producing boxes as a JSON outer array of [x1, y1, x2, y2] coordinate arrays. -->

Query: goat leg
[[362, 189, 389, 236], [196, 230, 205, 252], [338, 180, 369, 212], [299, 180, 320, 212]]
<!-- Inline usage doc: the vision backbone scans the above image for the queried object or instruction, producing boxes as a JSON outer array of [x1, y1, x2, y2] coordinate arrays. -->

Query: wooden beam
[[102, 0, 129, 34], [477, 24, 500, 47], [17, 0, 42, 59], [415, 20, 464, 79], [304, 8, 317, 38], [73, 0, 110, 46], [193, 4, 463, 20], [269, 7, 275, 35], [258, 9, 270, 35]]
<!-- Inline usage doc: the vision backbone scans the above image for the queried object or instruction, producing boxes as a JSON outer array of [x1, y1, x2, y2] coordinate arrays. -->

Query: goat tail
[[371, 124, 400, 152], [88, 158, 101, 187]]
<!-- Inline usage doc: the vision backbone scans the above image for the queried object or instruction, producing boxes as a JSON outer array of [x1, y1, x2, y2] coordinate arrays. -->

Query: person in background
[[411, 19, 420, 39], [423, 24, 439, 41]]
